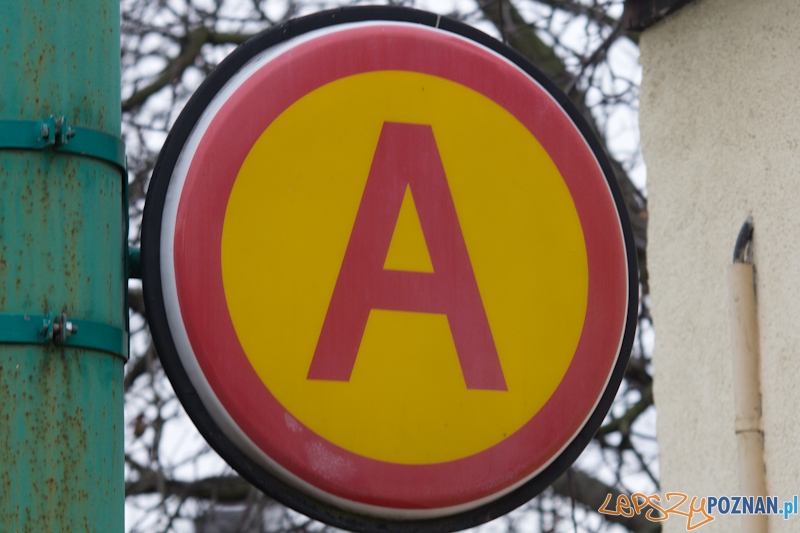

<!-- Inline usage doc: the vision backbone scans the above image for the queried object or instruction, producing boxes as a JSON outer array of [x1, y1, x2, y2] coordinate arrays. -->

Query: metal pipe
[[0, 1, 124, 530], [728, 216, 768, 533]]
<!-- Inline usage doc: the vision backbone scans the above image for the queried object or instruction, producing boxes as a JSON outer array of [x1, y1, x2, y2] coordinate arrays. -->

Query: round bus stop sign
[[141, 6, 637, 532]]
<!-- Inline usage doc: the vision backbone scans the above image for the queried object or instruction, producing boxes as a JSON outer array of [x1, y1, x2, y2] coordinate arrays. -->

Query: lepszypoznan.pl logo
[[599, 492, 799, 530]]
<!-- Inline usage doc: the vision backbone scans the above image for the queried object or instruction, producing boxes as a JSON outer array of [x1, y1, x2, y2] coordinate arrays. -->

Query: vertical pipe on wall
[[728, 216, 768, 533], [0, 1, 124, 531]]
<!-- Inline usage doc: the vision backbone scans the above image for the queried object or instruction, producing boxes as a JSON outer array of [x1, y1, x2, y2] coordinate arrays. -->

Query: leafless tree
[[122, 0, 655, 531]]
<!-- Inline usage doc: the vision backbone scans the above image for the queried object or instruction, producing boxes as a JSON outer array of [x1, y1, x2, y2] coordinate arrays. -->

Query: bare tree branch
[[123, 27, 257, 112], [597, 384, 653, 438], [552, 469, 661, 533]]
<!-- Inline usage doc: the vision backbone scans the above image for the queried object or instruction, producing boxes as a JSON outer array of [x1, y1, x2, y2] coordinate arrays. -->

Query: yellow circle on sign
[[221, 71, 588, 464]]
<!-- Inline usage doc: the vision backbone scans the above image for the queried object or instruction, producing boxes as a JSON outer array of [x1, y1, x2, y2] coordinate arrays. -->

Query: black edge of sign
[[141, 6, 638, 533]]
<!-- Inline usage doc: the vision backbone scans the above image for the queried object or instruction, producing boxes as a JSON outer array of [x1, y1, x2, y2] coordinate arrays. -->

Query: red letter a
[[307, 122, 506, 391]]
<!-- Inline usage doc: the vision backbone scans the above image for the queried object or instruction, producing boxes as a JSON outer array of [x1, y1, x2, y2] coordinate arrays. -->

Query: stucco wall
[[639, 0, 800, 531]]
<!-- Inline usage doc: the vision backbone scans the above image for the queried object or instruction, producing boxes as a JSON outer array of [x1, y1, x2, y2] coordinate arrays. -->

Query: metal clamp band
[[0, 118, 131, 354], [0, 313, 128, 361], [0, 117, 126, 174]]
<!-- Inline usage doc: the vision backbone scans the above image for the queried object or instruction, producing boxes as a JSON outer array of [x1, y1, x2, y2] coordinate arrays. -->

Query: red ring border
[[171, 24, 628, 511]]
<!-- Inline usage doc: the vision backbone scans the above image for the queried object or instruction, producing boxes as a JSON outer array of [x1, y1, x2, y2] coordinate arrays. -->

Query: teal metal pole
[[0, 1, 125, 531]]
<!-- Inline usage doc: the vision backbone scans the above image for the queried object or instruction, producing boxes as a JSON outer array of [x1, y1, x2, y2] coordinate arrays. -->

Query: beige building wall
[[639, 0, 800, 531]]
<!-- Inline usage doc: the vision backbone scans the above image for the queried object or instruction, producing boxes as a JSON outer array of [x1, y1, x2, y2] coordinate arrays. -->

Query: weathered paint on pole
[[0, 1, 124, 531]]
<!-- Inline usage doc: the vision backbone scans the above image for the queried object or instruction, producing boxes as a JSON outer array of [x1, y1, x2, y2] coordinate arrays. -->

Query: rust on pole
[[0, 0, 125, 530]]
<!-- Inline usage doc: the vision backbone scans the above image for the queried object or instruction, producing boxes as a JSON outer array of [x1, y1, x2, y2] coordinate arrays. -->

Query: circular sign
[[142, 6, 637, 532]]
